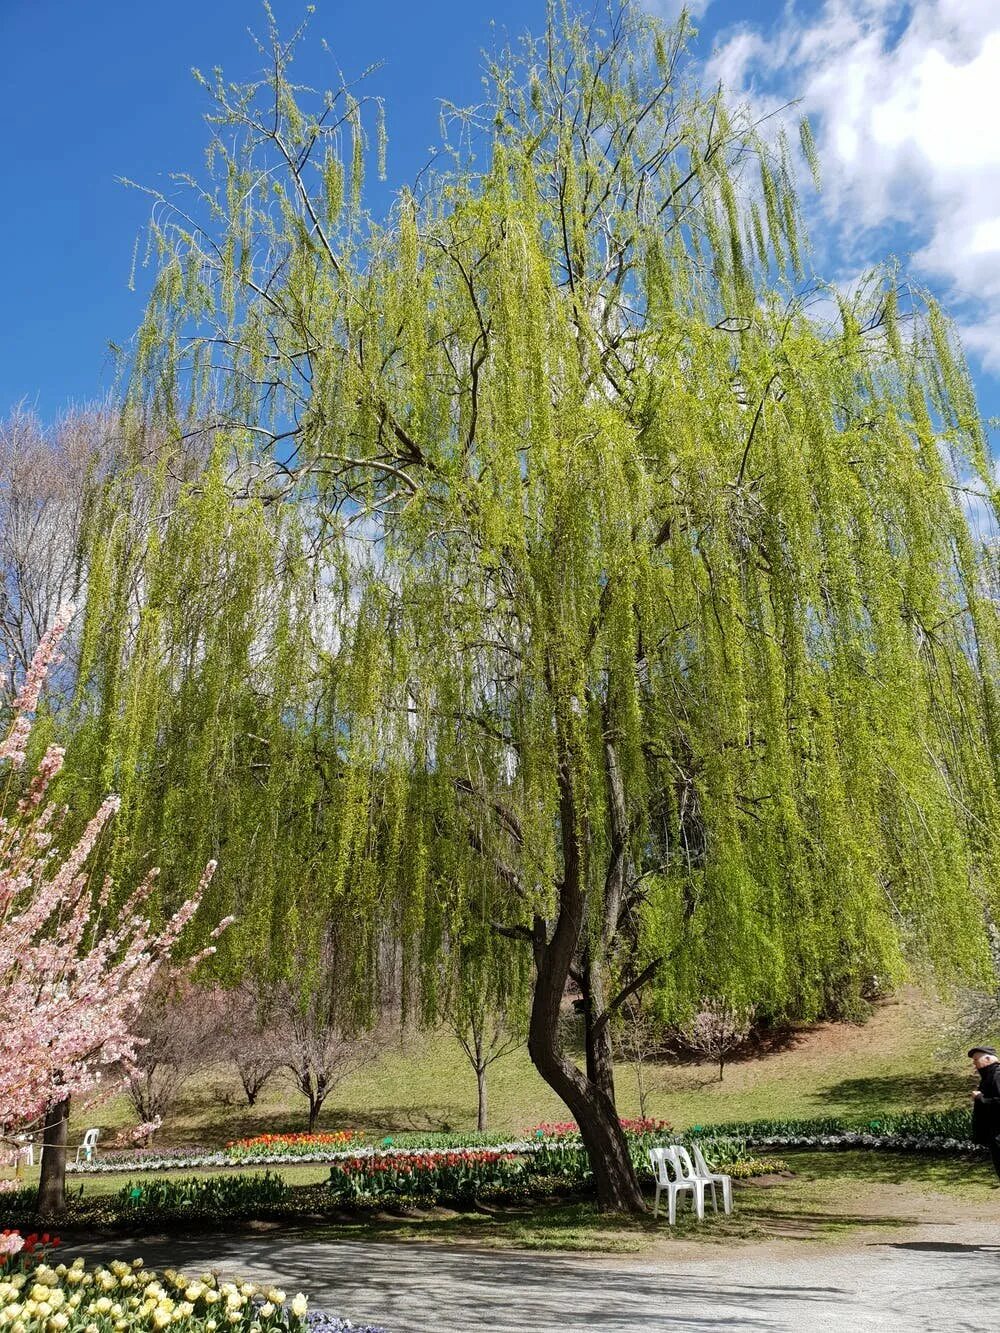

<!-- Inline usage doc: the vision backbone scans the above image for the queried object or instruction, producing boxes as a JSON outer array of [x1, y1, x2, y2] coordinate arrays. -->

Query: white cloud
[[708, 1, 1000, 372], [642, 0, 714, 23]]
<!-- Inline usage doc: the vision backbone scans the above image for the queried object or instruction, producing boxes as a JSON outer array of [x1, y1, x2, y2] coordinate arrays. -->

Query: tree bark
[[525, 752, 646, 1214], [580, 951, 617, 1105], [37, 1098, 69, 1217], [476, 1063, 488, 1131]]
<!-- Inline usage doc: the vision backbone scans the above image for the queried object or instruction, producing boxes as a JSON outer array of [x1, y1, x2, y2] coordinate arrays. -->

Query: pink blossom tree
[[684, 999, 756, 1082], [0, 608, 227, 1213]]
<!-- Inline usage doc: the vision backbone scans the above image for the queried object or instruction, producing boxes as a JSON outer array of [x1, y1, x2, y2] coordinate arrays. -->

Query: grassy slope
[[59, 988, 970, 1150]]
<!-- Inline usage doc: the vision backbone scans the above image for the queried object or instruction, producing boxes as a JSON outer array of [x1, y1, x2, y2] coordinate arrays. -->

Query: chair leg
[[694, 1188, 704, 1221], [653, 1185, 660, 1219], [709, 1182, 718, 1214], [668, 1189, 676, 1226]]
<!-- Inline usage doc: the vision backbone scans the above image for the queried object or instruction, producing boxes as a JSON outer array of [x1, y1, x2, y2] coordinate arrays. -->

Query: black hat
[[968, 1046, 997, 1057]]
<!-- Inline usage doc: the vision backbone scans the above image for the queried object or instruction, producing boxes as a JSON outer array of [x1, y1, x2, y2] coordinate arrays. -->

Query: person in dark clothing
[[969, 1046, 1000, 1180]]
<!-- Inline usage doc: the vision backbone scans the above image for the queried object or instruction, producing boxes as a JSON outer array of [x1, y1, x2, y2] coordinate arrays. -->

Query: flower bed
[[328, 1149, 524, 1204], [226, 1133, 361, 1162], [0, 1241, 388, 1333], [66, 1138, 540, 1175], [115, 1172, 292, 1222], [528, 1118, 671, 1141]]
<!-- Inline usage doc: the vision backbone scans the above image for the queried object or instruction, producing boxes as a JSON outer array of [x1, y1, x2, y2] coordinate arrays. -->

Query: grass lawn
[[279, 1150, 1000, 1253], [18, 1150, 993, 1256], [52, 987, 971, 1150]]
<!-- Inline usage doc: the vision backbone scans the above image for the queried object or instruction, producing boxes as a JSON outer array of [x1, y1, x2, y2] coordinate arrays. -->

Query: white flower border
[[733, 1131, 981, 1153], [66, 1141, 550, 1174]]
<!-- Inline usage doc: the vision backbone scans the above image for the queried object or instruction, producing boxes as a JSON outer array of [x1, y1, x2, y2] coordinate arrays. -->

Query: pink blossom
[[17, 745, 66, 812], [11, 604, 73, 714], [110, 1117, 162, 1147], [0, 609, 228, 1128]]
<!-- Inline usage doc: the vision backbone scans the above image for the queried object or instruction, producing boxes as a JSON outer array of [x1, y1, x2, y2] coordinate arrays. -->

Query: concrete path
[[73, 1225, 1000, 1332]]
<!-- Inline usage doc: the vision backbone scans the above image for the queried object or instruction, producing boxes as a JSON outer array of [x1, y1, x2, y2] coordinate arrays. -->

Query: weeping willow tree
[[75, 2, 1000, 1210]]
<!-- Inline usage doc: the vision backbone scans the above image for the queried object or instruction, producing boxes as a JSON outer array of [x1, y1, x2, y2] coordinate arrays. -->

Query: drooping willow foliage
[[64, 1, 1000, 1201]]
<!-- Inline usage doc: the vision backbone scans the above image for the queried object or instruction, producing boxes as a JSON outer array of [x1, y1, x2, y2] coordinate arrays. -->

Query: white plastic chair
[[670, 1144, 718, 1218], [691, 1143, 733, 1214], [13, 1134, 34, 1168], [649, 1146, 698, 1224], [75, 1127, 100, 1163]]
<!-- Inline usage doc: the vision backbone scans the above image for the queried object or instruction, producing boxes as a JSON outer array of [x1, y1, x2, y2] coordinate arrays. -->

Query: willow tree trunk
[[37, 1098, 69, 1217], [526, 759, 646, 1214], [580, 952, 617, 1105]]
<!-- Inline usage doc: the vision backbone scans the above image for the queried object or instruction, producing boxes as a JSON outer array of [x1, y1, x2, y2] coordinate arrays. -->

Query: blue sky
[[2, 0, 998, 436]]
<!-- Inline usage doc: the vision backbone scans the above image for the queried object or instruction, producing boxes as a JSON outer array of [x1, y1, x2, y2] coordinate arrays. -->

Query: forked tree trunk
[[528, 961, 644, 1212], [580, 951, 617, 1105], [526, 757, 646, 1214], [37, 1098, 70, 1217]]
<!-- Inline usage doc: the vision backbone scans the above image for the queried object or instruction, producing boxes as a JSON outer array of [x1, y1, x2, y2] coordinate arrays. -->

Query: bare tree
[[448, 987, 523, 1132], [0, 406, 108, 684], [614, 996, 663, 1119], [125, 977, 221, 1123], [684, 999, 755, 1081], [216, 978, 285, 1107], [276, 964, 386, 1132]]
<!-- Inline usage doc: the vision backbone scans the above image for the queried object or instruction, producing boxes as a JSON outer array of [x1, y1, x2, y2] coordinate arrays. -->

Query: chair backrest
[[692, 1143, 715, 1177], [648, 1146, 673, 1186], [82, 1128, 100, 1149], [672, 1144, 699, 1181]]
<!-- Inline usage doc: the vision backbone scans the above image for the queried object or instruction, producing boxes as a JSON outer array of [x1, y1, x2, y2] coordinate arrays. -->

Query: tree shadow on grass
[[165, 1093, 473, 1148], [815, 1071, 970, 1111], [780, 1149, 989, 1192], [737, 1205, 915, 1239]]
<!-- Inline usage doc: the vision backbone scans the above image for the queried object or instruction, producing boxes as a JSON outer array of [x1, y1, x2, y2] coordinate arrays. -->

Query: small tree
[[217, 978, 285, 1107], [277, 959, 383, 1132], [614, 997, 663, 1120], [448, 985, 524, 1132], [126, 977, 221, 1125], [0, 610, 226, 1212], [684, 1000, 755, 1081]]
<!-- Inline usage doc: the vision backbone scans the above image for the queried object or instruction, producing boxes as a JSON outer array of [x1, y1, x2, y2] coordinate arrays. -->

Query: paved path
[[73, 1225, 1000, 1332]]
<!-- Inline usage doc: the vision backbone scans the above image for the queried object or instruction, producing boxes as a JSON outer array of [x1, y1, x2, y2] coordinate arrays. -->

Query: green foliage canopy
[[71, 2, 1000, 1049]]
